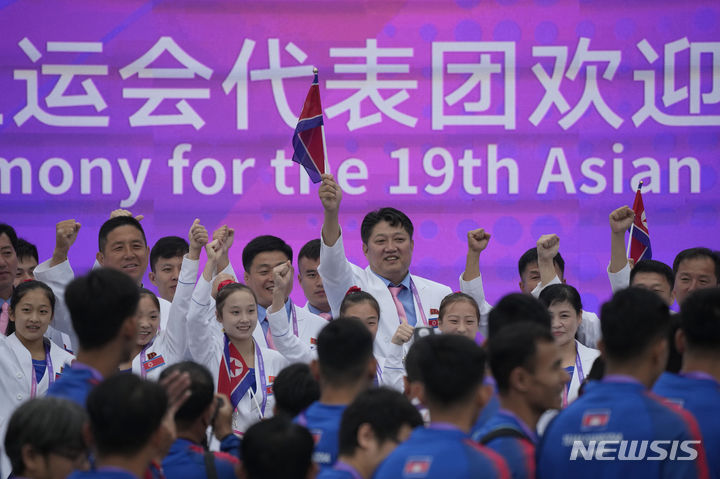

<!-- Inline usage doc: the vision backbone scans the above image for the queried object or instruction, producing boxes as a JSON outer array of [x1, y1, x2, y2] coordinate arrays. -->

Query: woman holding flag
[[186, 238, 287, 436]]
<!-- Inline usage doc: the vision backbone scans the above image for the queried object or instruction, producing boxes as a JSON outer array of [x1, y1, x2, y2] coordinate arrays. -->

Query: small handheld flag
[[628, 181, 652, 263], [292, 68, 326, 183]]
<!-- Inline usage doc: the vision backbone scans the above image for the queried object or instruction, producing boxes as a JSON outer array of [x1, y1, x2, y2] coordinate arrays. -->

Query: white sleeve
[[157, 256, 199, 362], [459, 274, 493, 338], [266, 307, 315, 364], [379, 343, 405, 392], [185, 274, 221, 365], [34, 259, 77, 347], [531, 275, 562, 298], [219, 261, 236, 280], [607, 262, 631, 294], [318, 231, 362, 318]]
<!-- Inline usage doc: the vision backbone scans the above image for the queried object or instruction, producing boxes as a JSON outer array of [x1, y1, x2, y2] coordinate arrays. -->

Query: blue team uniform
[[473, 409, 537, 479], [536, 375, 710, 479], [67, 468, 136, 479], [46, 361, 103, 406], [316, 460, 363, 479], [653, 371, 720, 479], [295, 401, 346, 472], [162, 437, 240, 479], [374, 422, 510, 479]]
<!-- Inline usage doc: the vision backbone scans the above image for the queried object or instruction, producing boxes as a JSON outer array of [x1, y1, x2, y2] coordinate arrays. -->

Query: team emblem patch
[[142, 355, 165, 372], [403, 456, 432, 477], [581, 409, 610, 430]]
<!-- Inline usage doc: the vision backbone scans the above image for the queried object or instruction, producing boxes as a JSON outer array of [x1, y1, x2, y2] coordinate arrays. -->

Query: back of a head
[[679, 287, 720, 353], [159, 361, 214, 428], [317, 318, 374, 388], [86, 374, 167, 457], [360, 207, 414, 244], [298, 238, 321, 262], [242, 235, 293, 271], [600, 287, 671, 362], [631, 259, 675, 289], [65, 268, 140, 350], [150, 236, 189, 272], [517, 246, 565, 277], [273, 363, 320, 418], [673, 247, 720, 283], [488, 322, 555, 395], [5, 397, 87, 476], [405, 334, 485, 408], [241, 416, 314, 479], [16, 238, 38, 262], [488, 293, 551, 338], [98, 216, 146, 252], [338, 387, 423, 457], [538, 283, 582, 313]]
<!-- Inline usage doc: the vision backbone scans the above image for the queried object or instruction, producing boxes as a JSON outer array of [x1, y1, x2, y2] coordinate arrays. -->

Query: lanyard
[[289, 301, 298, 337], [139, 338, 155, 379], [30, 340, 53, 399], [407, 278, 428, 326], [333, 461, 363, 479], [561, 344, 584, 408], [252, 339, 268, 417], [376, 362, 383, 385], [264, 301, 299, 348]]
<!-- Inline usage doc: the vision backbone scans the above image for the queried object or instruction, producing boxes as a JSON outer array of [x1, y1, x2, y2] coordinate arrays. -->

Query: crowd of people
[[0, 172, 718, 479]]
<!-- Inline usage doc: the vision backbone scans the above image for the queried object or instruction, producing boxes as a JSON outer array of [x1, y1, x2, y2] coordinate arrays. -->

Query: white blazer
[[0, 334, 75, 476], [185, 268, 289, 435], [34, 258, 78, 351], [263, 302, 327, 364], [130, 256, 198, 380], [318, 232, 452, 360]]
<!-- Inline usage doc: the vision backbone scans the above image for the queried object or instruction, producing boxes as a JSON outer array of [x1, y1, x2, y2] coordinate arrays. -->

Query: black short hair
[[630, 259, 675, 289], [439, 292, 480, 323], [241, 416, 314, 479], [242, 235, 293, 271], [600, 287, 671, 361], [7, 280, 56, 336], [159, 361, 214, 429], [538, 283, 582, 314], [98, 216, 147, 252], [65, 268, 139, 350], [679, 287, 720, 352], [517, 246, 565, 278], [0, 223, 18, 252], [360, 207, 414, 244], [272, 363, 320, 418], [16, 238, 38, 262], [338, 387, 423, 457], [488, 322, 555, 395], [149, 236, 189, 272], [405, 334, 485, 407], [4, 397, 87, 476], [672, 247, 720, 283], [487, 293, 552, 338], [86, 374, 167, 457], [298, 239, 321, 263], [317, 318, 374, 387], [340, 290, 381, 318]]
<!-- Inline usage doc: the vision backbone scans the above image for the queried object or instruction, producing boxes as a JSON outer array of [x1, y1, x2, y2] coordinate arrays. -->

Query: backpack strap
[[478, 427, 529, 445], [204, 450, 219, 479]]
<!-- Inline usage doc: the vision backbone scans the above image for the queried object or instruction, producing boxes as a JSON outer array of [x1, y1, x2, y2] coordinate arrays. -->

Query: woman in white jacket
[[186, 240, 287, 436], [0, 280, 75, 475], [539, 283, 600, 407]]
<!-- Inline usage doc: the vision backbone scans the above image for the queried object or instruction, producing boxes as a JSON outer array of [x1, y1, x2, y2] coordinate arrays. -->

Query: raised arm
[[320, 173, 342, 247], [607, 206, 634, 293], [159, 219, 207, 361], [459, 228, 494, 336], [266, 261, 315, 364], [534, 234, 561, 297], [185, 239, 223, 365]]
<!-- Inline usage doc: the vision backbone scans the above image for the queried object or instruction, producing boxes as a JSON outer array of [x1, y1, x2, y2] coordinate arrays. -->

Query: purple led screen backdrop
[[1, 0, 719, 311]]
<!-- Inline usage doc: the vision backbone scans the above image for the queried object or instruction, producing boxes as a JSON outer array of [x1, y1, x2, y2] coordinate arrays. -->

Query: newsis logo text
[[570, 440, 701, 461]]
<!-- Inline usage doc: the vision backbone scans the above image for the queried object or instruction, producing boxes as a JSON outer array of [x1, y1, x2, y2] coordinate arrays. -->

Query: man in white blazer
[[317, 174, 452, 361]]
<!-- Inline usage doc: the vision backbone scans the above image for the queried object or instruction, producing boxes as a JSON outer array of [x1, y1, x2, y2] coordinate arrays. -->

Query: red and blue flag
[[629, 182, 652, 263], [292, 69, 326, 183]]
